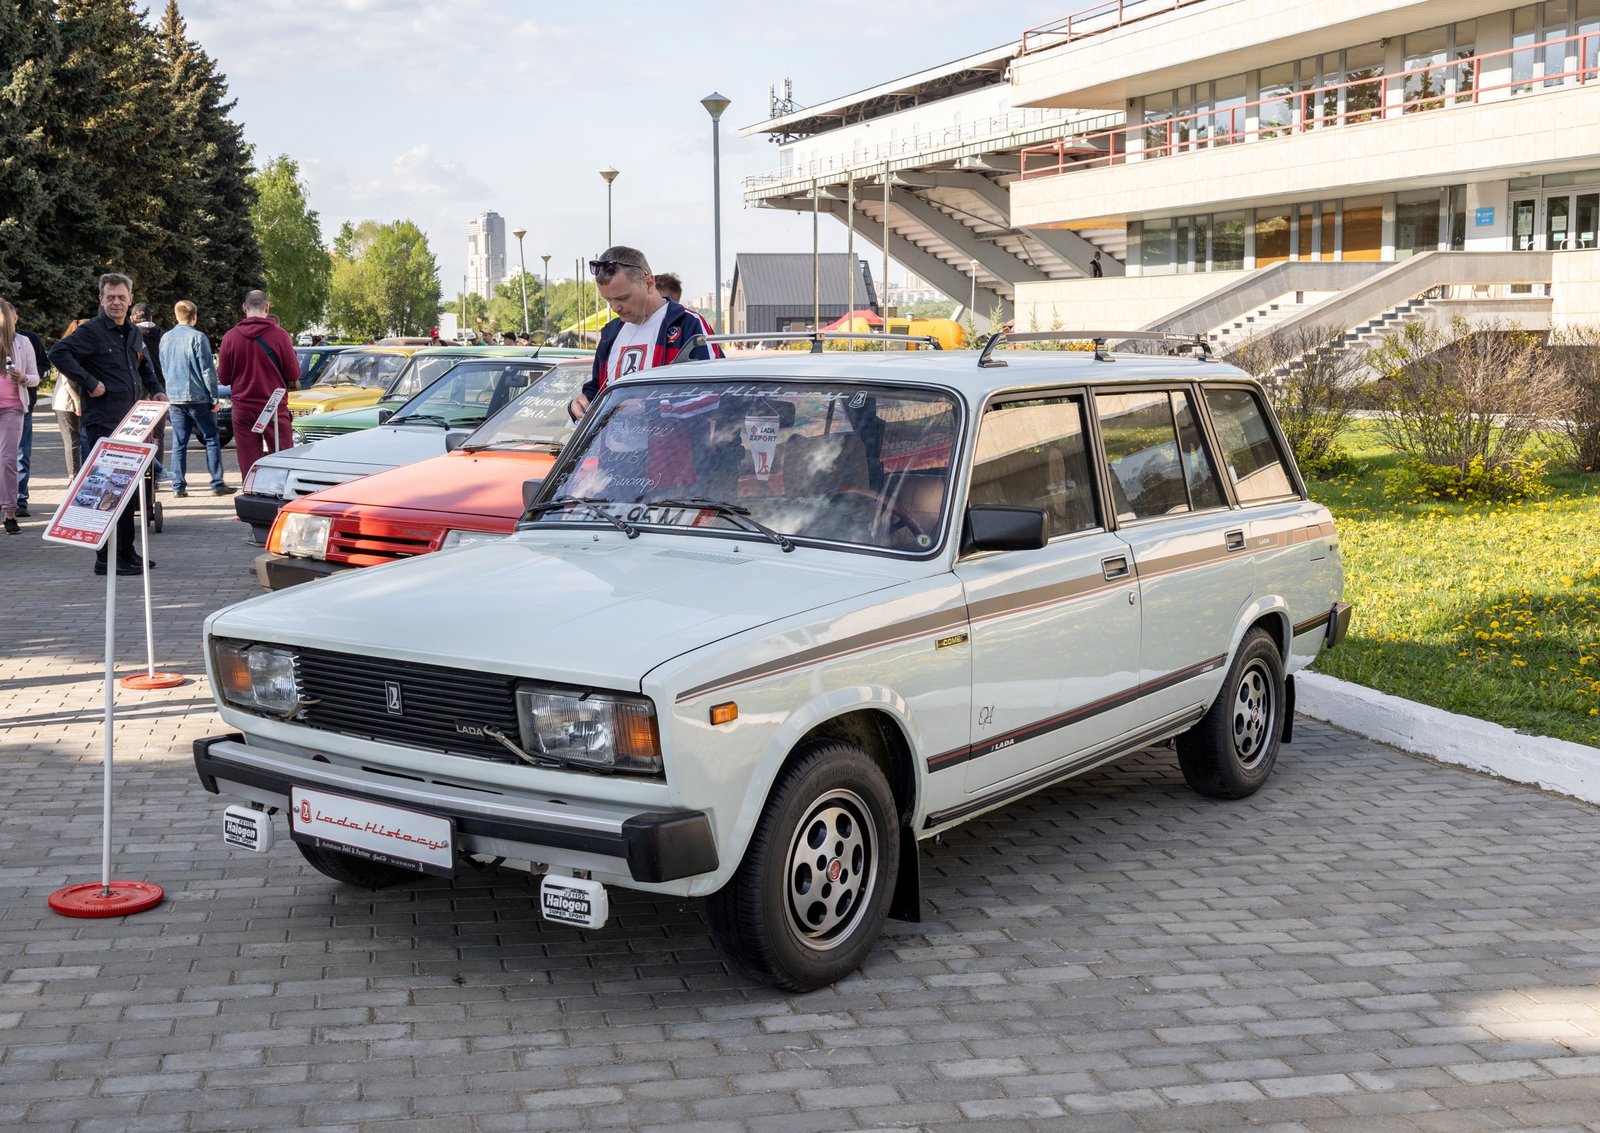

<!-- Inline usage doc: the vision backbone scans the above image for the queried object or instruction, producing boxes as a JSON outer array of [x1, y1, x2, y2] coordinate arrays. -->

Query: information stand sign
[[107, 402, 185, 690], [45, 437, 165, 918], [252, 387, 286, 455]]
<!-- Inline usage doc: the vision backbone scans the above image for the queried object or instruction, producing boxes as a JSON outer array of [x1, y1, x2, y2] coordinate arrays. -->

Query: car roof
[[409, 346, 590, 359], [613, 347, 1257, 402]]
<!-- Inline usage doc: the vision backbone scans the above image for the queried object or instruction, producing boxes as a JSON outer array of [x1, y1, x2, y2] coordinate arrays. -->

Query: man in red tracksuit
[[218, 290, 300, 477], [568, 245, 719, 420]]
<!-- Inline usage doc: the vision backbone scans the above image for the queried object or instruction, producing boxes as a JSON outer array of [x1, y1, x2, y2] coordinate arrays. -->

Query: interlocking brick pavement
[[4, 405, 1600, 1131]]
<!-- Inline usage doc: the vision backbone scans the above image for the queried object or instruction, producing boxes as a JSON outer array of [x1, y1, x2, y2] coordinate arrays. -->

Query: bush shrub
[[1547, 324, 1600, 473], [1384, 454, 1550, 503]]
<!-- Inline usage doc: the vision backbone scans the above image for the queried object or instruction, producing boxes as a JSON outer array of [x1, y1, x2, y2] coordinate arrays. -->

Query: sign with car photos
[[43, 438, 158, 549]]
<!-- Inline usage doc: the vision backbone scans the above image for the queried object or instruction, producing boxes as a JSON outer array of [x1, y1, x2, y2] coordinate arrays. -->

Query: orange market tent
[[821, 309, 883, 331]]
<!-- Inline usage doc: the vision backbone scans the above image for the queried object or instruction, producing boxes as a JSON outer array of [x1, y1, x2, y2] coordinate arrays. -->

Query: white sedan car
[[194, 337, 1350, 991]]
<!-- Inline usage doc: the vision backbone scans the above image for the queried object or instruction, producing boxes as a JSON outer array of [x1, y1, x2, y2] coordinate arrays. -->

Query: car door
[[1095, 386, 1250, 726], [951, 393, 1144, 797]]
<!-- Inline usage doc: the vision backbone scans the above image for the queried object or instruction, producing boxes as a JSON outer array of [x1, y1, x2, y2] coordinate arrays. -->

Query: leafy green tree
[[249, 155, 329, 335], [157, 0, 261, 333], [327, 219, 441, 338]]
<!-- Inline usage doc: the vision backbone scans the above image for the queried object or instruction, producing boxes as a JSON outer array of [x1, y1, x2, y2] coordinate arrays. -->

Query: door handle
[[1225, 529, 1246, 552], [1102, 555, 1129, 580]]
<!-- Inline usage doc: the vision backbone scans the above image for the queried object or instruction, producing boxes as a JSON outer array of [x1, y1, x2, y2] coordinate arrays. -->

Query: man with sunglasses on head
[[568, 246, 719, 419]]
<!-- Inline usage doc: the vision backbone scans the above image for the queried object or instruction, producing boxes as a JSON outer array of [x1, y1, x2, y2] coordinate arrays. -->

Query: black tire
[[294, 839, 419, 889], [708, 741, 899, 992], [1177, 628, 1285, 799], [151, 501, 163, 533]]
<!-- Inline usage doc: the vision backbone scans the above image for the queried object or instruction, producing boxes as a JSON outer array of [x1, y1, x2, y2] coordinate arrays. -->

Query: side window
[[1095, 389, 1224, 519], [1203, 387, 1298, 503], [971, 396, 1100, 537]]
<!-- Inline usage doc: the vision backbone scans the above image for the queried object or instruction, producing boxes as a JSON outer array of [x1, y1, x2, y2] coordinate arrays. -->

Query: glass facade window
[[1545, 1, 1570, 86], [1396, 195, 1442, 259], [1213, 213, 1246, 271], [1404, 27, 1448, 112], [1343, 42, 1386, 122], [1259, 63, 1296, 138], [1256, 212, 1292, 265], [1139, 219, 1175, 275], [1343, 200, 1384, 261]]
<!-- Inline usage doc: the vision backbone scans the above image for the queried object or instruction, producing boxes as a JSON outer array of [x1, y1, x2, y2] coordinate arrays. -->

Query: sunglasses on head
[[589, 258, 645, 282]]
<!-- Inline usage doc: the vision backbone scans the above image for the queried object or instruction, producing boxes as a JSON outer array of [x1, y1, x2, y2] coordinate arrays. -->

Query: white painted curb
[[1295, 671, 1600, 807]]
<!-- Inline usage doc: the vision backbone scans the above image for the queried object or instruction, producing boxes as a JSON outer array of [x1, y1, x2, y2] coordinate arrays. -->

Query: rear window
[[1203, 387, 1298, 504]]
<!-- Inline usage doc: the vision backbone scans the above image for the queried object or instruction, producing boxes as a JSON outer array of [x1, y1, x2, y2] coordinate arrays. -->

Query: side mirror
[[962, 505, 1048, 554], [376, 407, 394, 424], [521, 477, 546, 510], [444, 430, 469, 452]]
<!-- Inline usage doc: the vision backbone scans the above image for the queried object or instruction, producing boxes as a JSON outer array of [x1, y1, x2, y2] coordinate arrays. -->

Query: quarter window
[[1203, 387, 1298, 503], [1095, 390, 1225, 520]]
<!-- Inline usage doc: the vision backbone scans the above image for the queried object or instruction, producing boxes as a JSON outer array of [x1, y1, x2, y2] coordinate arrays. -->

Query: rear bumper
[[1326, 601, 1353, 649], [255, 552, 352, 590], [192, 733, 719, 884]]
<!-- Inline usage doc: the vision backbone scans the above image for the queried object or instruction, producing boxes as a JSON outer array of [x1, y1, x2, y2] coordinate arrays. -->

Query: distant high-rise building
[[467, 211, 507, 299]]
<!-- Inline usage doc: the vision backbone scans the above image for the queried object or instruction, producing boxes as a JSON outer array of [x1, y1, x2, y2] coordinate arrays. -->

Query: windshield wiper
[[521, 495, 638, 538], [461, 438, 563, 454], [650, 497, 795, 553], [393, 413, 452, 428]]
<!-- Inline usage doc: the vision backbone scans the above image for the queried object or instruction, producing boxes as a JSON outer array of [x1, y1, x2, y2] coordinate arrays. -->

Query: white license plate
[[289, 786, 455, 877]]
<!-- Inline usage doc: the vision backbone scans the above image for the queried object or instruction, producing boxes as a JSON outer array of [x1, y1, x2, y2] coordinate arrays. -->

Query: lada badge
[[384, 681, 403, 715]]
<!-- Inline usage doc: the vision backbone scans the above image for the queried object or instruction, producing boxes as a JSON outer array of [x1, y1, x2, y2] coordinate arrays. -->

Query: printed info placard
[[43, 439, 158, 549], [111, 400, 170, 444]]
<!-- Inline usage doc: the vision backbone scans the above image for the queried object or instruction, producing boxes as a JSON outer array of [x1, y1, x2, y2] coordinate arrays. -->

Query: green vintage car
[[291, 346, 592, 444]]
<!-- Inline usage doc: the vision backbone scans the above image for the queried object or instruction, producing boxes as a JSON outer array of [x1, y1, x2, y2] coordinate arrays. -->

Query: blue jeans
[[17, 408, 32, 507], [168, 402, 226, 491]]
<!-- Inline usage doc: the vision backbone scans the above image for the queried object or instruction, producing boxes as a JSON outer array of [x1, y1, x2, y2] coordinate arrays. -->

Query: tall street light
[[512, 228, 530, 334], [700, 91, 731, 332], [599, 166, 619, 249], [540, 254, 551, 338]]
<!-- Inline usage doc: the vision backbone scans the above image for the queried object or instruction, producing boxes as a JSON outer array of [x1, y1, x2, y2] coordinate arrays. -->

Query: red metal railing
[[1020, 30, 1600, 179]]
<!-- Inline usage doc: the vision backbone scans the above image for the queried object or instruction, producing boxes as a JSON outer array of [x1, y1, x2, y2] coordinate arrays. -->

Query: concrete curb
[[1295, 670, 1600, 807]]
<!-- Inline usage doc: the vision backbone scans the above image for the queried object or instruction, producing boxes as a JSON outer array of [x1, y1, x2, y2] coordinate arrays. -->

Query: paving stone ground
[[5, 405, 1600, 1132]]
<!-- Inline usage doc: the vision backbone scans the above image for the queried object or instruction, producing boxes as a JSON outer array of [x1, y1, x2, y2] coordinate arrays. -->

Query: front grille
[[326, 518, 435, 565], [288, 406, 316, 419], [295, 426, 343, 444], [294, 646, 522, 763], [286, 471, 357, 499]]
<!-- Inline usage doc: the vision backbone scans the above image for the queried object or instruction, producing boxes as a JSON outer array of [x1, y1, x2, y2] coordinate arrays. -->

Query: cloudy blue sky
[[176, 0, 1054, 304]]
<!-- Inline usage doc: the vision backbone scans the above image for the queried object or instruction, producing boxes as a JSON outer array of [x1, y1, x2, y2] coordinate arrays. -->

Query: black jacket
[[48, 313, 163, 429]]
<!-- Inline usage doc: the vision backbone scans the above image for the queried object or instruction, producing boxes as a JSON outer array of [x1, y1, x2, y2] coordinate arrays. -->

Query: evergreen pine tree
[[0, 1, 67, 332]]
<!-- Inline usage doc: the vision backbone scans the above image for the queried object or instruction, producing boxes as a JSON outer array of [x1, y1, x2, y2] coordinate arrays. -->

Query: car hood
[[213, 536, 909, 688], [261, 424, 454, 477], [290, 387, 382, 410], [303, 449, 550, 519]]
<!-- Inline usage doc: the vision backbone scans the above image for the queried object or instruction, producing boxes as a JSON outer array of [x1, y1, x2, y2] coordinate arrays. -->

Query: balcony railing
[[743, 108, 1123, 192], [1022, 0, 1211, 53], [1020, 31, 1600, 179]]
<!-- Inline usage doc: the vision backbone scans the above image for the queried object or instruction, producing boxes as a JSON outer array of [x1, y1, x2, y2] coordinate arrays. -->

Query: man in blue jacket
[[568, 246, 719, 419], [48, 272, 167, 575], [160, 300, 232, 498]]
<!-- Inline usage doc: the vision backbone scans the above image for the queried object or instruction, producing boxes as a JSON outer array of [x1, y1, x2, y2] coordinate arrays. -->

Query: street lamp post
[[599, 166, 619, 248], [540, 254, 551, 338], [512, 228, 530, 335], [700, 92, 731, 332]]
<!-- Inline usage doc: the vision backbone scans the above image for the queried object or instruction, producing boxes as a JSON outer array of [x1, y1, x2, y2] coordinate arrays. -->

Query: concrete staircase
[[1208, 290, 1340, 349]]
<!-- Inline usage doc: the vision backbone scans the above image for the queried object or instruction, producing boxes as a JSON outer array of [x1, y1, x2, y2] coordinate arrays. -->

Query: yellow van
[[286, 346, 420, 419]]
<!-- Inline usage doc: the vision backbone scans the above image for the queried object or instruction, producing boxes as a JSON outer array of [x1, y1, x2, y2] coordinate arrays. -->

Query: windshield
[[385, 353, 470, 402], [390, 359, 564, 431], [316, 352, 407, 389], [462, 364, 586, 448], [524, 379, 961, 553]]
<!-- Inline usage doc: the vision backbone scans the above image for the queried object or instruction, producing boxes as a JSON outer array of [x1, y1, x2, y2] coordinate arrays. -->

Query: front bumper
[[193, 734, 719, 884], [235, 492, 283, 542], [255, 552, 351, 590]]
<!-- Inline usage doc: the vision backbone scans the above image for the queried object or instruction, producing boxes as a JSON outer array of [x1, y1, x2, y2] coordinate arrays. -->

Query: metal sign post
[[45, 437, 165, 918], [108, 401, 183, 691]]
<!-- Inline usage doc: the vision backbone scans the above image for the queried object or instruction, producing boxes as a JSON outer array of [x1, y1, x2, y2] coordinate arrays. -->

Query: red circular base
[[118, 672, 186, 690], [48, 880, 165, 918]]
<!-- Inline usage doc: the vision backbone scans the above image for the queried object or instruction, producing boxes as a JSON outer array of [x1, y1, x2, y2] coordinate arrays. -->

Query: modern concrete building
[[467, 211, 507, 300], [743, 0, 1600, 350]]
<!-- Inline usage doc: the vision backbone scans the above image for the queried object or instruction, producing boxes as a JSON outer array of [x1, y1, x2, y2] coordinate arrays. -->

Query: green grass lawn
[[1306, 426, 1600, 747]]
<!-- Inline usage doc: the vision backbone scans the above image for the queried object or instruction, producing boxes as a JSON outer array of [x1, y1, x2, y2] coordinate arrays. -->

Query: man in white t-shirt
[[569, 246, 719, 419]]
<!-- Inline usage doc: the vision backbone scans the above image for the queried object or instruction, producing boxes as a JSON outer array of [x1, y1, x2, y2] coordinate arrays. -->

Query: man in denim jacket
[[159, 300, 233, 497]]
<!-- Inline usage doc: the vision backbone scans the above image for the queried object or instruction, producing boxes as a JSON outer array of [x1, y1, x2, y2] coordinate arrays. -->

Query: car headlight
[[516, 686, 662, 775], [440, 529, 508, 551], [277, 513, 332, 559], [214, 641, 299, 715], [245, 464, 290, 498]]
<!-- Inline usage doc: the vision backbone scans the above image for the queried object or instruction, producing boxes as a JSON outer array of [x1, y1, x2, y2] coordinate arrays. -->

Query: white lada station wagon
[[195, 332, 1351, 991]]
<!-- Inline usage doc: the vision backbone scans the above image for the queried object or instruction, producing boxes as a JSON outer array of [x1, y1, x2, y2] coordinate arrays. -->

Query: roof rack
[[671, 331, 943, 362], [977, 330, 1213, 368]]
